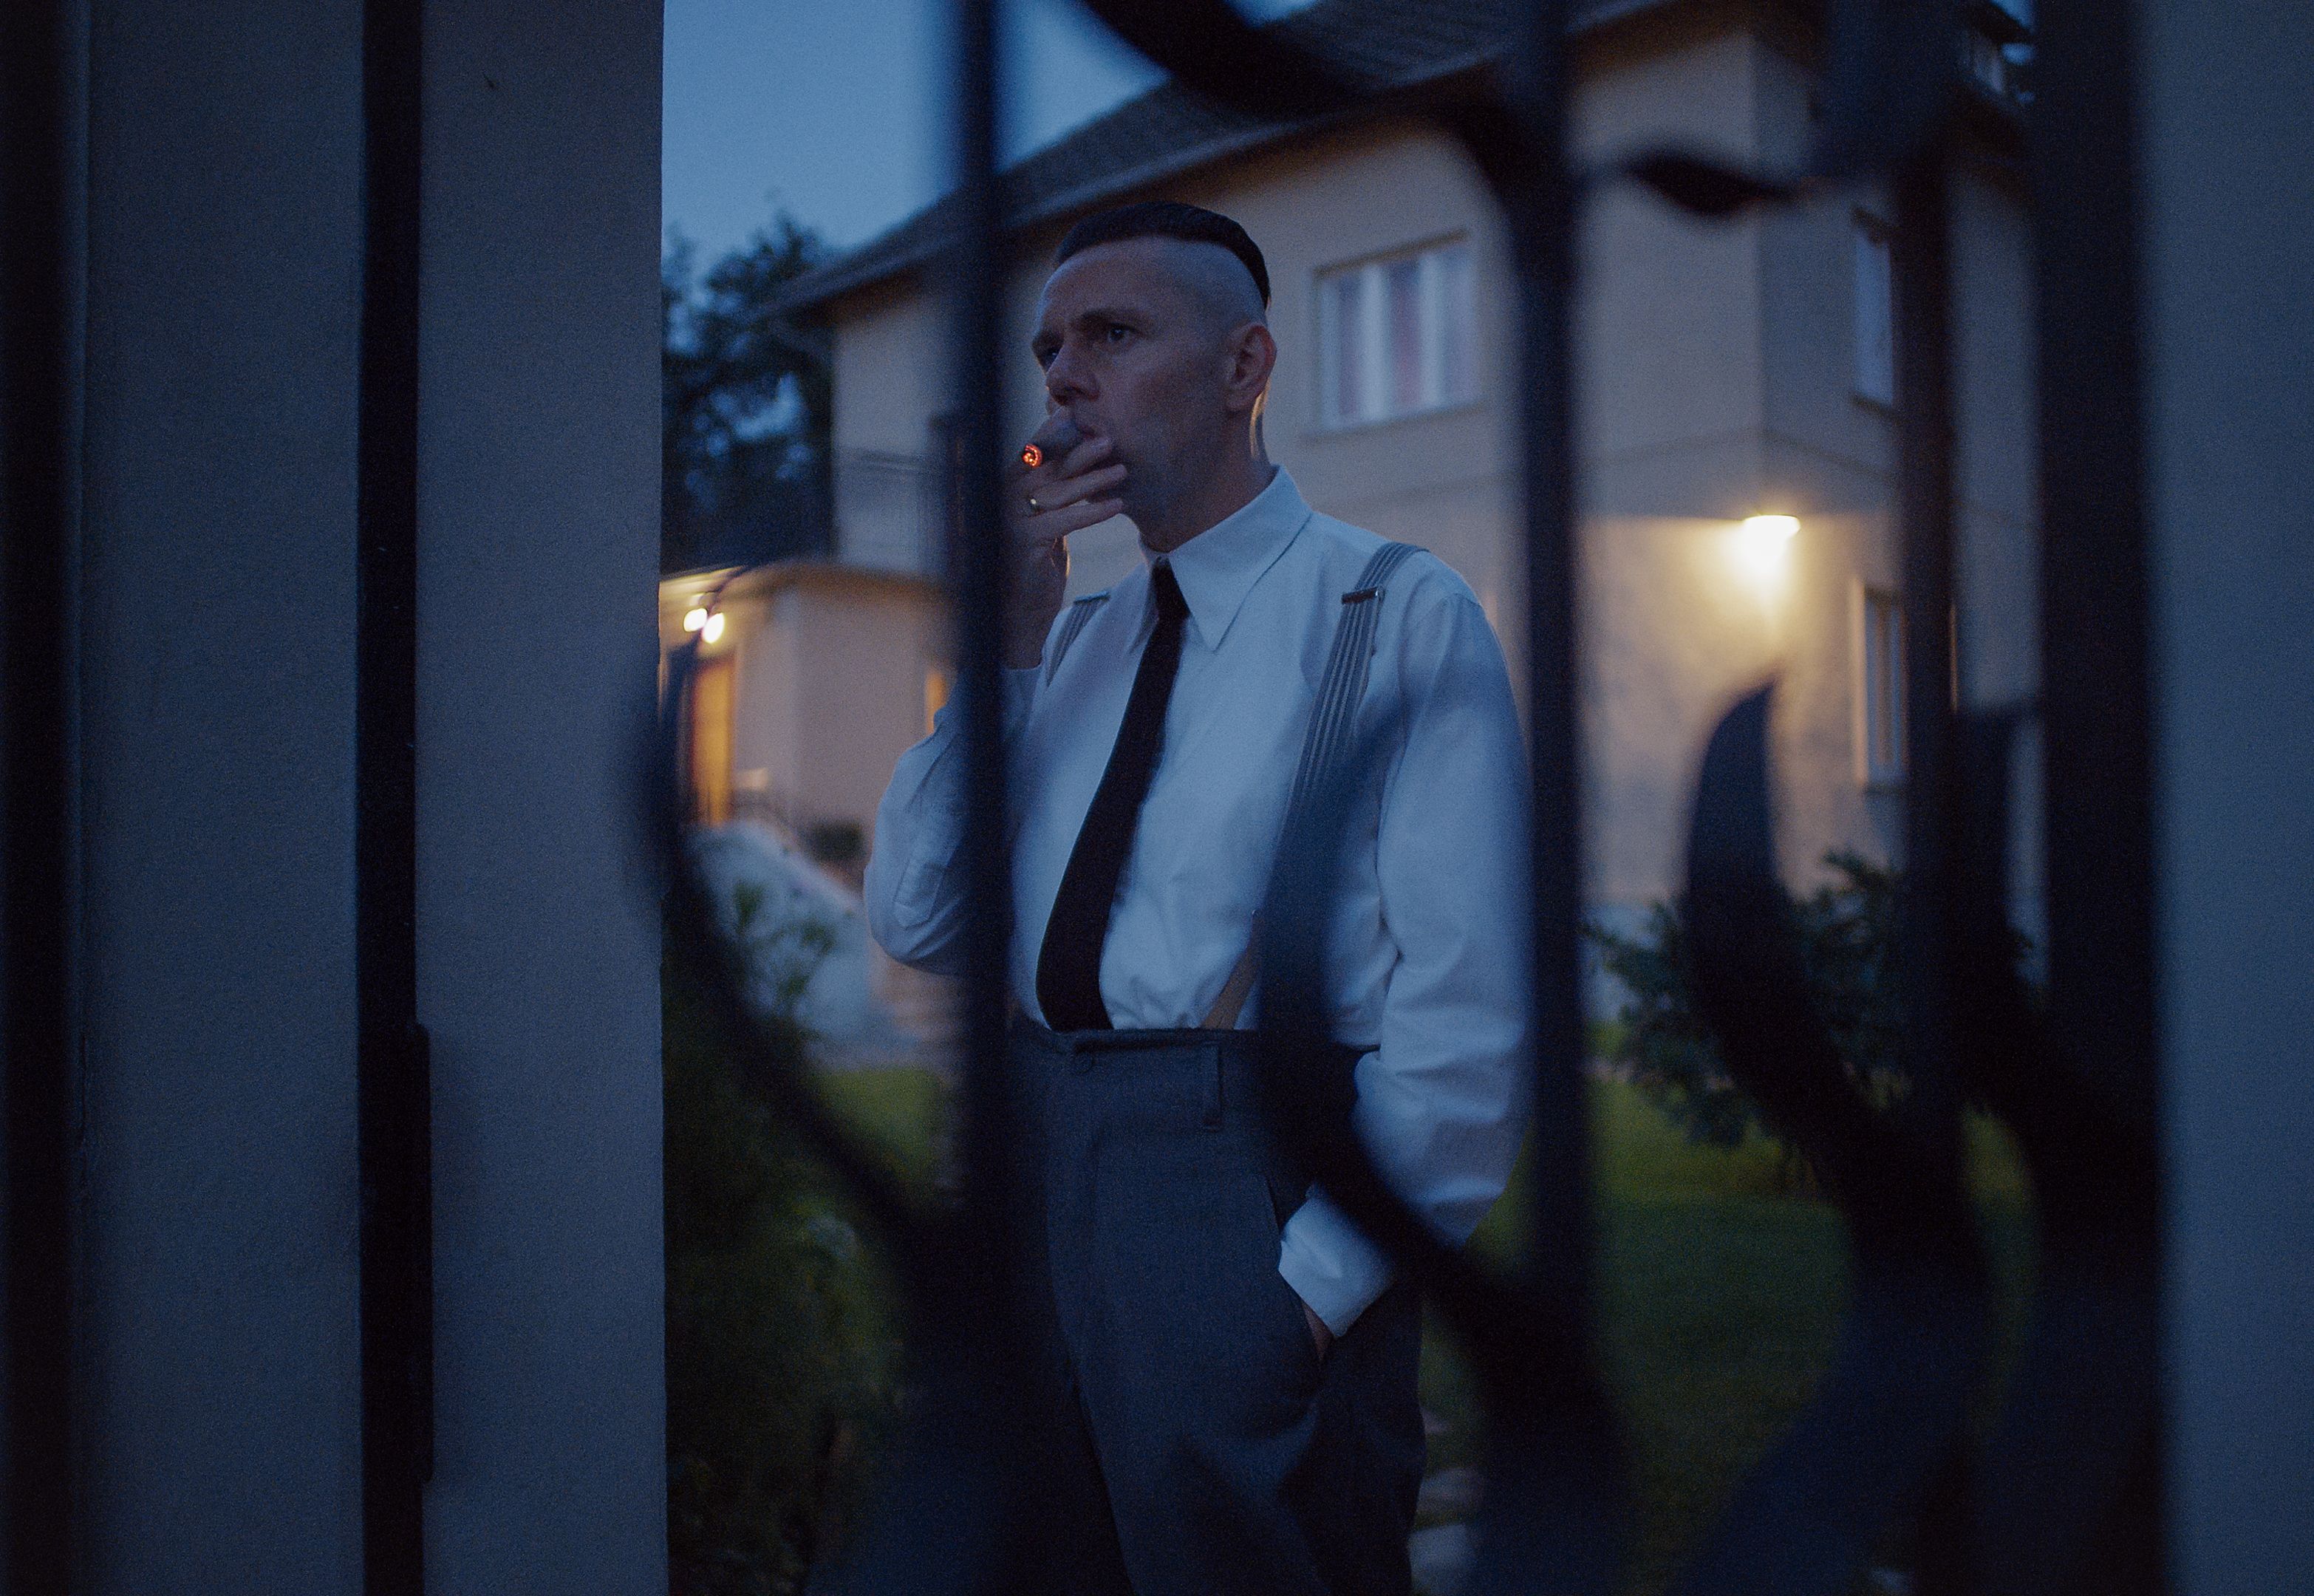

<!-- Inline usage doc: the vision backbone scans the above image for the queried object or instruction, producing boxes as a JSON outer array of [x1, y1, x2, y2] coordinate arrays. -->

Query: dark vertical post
[[1891, 142, 1960, 1147], [1891, 108, 1973, 1596], [943, 0, 1021, 1531], [1502, 7, 1623, 1575], [2027, 0, 2164, 1584], [1509, 0, 1592, 1370], [358, 0, 431, 1590], [946, 4, 1008, 1059], [1, 0, 79, 1589], [2030, 4, 2158, 1132]]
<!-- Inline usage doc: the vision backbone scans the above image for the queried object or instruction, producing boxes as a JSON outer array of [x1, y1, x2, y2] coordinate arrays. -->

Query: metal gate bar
[[1990, 0, 2165, 1585], [2035, 0, 2159, 1139], [941, 0, 1024, 1428], [1, 0, 81, 1588], [355, 0, 434, 1589]]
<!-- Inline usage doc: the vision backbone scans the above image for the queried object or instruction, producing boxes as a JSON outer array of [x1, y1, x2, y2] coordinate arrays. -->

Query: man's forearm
[[864, 666, 1044, 970]]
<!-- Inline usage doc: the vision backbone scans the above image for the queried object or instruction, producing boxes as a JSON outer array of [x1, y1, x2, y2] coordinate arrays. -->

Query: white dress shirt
[[865, 466, 1530, 1334]]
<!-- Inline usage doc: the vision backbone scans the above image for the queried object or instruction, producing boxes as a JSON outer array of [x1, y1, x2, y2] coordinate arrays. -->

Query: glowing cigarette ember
[[1020, 414, 1085, 470]]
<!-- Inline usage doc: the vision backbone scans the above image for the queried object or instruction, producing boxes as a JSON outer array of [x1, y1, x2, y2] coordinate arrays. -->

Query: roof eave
[[777, 0, 2027, 320], [774, 38, 1540, 320]]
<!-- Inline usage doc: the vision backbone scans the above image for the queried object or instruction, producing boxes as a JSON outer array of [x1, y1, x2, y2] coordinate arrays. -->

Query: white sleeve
[[863, 664, 1042, 977], [1276, 573, 1532, 1335]]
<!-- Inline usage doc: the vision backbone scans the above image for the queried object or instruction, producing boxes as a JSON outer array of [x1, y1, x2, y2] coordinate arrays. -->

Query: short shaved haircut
[[1154, 236, 1270, 343], [1056, 201, 1271, 309], [1048, 200, 1275, 446]]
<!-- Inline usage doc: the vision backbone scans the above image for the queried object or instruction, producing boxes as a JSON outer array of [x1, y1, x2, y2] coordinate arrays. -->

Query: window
[[1857, 587, 1906, 788], [1853, 214, 1895, 408], [1316, 237, 1476, 429]]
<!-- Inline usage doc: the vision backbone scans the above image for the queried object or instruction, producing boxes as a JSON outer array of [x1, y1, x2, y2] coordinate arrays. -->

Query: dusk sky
[[661, 0, 2030, 265], [661, 0, 1315, 265]]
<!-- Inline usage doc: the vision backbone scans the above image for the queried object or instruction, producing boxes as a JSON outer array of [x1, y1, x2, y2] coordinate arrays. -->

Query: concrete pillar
[[2142, 1, 2314, 1588], [65, 0, 664, 1586], [77, 1, 368, 1583], [414, 1, 666, 1589]]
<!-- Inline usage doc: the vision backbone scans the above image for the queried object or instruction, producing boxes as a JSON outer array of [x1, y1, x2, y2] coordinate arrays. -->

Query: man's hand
[[1301, 1299, 1334, 1360], [1003, 430, 1125, 669]]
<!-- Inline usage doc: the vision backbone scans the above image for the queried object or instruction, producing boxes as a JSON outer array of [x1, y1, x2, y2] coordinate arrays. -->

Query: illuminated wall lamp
[[701, 612, 726, 644], [1741, 513, 1800, 554], [1732, 514, 1801, 587], [681, 605, 709, 633]]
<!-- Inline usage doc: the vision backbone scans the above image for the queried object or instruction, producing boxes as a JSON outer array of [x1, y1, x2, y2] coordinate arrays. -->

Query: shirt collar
[[1140, 466, 1312, 652]]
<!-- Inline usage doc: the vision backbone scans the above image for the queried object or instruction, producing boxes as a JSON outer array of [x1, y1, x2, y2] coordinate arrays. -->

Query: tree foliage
[[663, 215, 833, 575], [1588, 852, 1911, 1184], [665, 886, 901, 1595]]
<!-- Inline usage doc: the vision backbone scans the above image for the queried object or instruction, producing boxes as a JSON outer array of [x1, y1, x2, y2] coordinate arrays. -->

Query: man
[[865, 202, 1528, 1595]]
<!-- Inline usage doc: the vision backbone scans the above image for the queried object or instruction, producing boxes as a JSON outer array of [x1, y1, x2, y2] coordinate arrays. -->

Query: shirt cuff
[[1277, 1187, 1394, 1337]]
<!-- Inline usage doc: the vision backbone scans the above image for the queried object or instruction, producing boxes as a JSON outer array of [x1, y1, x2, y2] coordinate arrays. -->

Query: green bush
[[664, 887, 905, 1596], [1587, 852, 1905, 1184]]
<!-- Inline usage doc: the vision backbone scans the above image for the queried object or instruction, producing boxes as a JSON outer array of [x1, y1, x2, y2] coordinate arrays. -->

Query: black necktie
[[1036, 562, 1190, 1030]]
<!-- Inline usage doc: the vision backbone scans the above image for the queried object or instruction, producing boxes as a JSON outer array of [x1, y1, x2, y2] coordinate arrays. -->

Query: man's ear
[[1223, 322, 1277, 415]]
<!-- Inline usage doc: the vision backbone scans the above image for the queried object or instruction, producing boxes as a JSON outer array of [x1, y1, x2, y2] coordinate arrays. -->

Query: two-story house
[[672, 0, 2038, 975]]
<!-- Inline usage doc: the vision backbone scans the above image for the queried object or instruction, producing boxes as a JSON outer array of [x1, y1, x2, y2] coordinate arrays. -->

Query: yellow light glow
[[1731, 514, 1801, 587], [1741, 514, 1800, 550], [682, 606, 708, 632], [1717, 514, 1803, 624], [701, 611, 726, 644]]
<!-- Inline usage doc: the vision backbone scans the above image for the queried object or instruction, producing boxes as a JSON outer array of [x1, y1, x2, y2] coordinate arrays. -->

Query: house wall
[[821, 13, 2038, 948], [667, 569, 945, 851], [1744, 38, 2042, 911], [829, 287, 949, 575], [745, 589, 804, 814], [1572, 23, 1777, 917], [736, 576, 943, 842], [1946, 158, 2044, 942], [782, 582, 945, 837]]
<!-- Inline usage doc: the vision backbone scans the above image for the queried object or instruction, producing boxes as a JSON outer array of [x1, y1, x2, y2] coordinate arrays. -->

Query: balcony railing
[[833, 446, 946, 577]]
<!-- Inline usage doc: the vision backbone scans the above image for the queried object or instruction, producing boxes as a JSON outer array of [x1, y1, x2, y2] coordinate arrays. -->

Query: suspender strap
[[1200, 934, 1263, 1030], [1202, 539, 1421, 1029], [1286, 540, 1421, 823]]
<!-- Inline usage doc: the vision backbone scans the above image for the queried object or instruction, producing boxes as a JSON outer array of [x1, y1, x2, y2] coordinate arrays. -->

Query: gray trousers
[[1008, 1017, 1425, 1596]]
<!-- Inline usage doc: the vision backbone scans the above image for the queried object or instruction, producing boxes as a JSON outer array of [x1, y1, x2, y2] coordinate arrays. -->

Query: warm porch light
[[1721, 514, 1802, 616], [1735, 514, 1801, 578], [701, 611, 726, 644], [682, 605, 709, 632]]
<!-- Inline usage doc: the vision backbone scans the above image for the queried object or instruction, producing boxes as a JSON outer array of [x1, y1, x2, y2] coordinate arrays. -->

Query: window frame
[[1851, 209, 1897, 412], [1854, 581, 1908, 790], [1311, 233, 1480, 434]]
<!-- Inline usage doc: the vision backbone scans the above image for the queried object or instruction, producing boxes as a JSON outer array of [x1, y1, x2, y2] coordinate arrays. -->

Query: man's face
[[1031, 238, 1246, 526]]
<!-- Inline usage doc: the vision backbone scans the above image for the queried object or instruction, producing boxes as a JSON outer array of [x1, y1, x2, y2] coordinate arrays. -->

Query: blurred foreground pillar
[[2141, 0, 2314, 1589], [9, 0, 666, 1589]]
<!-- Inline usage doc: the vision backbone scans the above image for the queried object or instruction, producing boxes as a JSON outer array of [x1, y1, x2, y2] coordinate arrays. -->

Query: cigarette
[[1020, 415, 1085, 470]]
